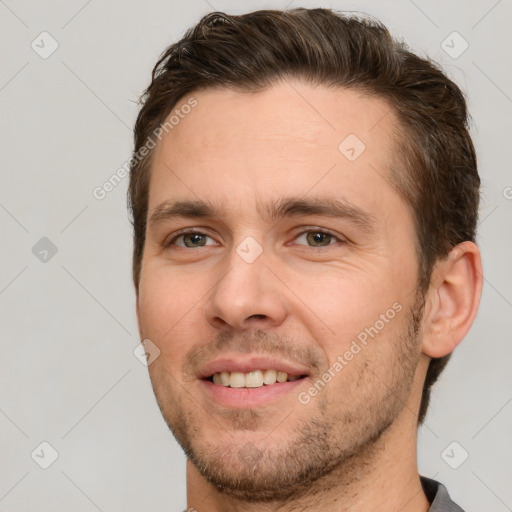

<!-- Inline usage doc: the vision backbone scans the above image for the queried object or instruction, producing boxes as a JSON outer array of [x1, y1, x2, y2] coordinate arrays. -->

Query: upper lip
[[197, 355, 311, 379]]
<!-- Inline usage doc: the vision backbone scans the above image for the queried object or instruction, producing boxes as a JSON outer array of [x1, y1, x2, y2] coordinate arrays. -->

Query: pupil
[[185, 234, 205, 247], [308, 232, 330, 246]]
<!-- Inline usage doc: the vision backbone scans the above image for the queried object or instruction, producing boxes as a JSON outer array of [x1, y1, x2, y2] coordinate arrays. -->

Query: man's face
[[137, 80, 424, 500]]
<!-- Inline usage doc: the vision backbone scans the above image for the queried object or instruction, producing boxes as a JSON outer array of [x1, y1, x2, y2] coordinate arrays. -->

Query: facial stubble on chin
[[148, 299, 424, 503]]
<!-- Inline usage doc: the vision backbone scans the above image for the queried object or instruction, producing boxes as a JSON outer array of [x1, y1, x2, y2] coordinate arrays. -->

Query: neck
[[186, 407, 430, 512]]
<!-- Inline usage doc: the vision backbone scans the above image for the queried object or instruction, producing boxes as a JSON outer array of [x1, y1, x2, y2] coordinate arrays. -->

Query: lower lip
[[200, 378, 307, 408]]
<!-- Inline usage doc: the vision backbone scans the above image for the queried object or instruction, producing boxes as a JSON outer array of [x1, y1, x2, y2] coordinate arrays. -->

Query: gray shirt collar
[[421, 477, 465, 512]]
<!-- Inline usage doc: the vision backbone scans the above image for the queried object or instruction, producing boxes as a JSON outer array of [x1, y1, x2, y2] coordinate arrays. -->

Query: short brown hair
[[128, 8, 480, 424]]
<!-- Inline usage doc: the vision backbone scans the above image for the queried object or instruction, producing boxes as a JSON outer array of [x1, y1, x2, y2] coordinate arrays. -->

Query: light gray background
[[0, 0, 511, 510]]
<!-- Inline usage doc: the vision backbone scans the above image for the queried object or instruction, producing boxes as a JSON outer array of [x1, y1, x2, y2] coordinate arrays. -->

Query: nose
[[205, 243, 288, 331]]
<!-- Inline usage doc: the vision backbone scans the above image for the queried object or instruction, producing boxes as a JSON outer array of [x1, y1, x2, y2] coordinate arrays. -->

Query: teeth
[[276, 371, 288, 383], [245, 370, 263, 388], [220, 371, 230, 386], [263, 369, 277, 385], [210, 369, 303, 388], [229, 371, 245, 388], [213, 371, 231, 386]]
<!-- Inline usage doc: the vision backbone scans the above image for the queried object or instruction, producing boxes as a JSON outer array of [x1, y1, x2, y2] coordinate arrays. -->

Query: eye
[[293, 230, 343, 247], [167, 231, 217, 248]]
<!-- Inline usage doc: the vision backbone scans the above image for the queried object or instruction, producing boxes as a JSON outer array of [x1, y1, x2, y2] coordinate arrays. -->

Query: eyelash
[[164, 230, 217, 248], [163, 228, 345, 249]]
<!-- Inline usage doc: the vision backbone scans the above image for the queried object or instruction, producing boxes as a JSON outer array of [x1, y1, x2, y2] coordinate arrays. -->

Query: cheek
[[292, 269, 401, 328], [287, 266, 409, 356], [137, 266, 203, 361]]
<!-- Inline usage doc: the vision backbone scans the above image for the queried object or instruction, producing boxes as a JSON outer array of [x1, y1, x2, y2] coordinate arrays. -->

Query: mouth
[[197, 356, 310, 408], [206, 369, 307, 388]]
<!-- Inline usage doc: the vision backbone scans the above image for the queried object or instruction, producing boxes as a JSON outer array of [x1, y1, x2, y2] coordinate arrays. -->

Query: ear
[[421, 241, 483, 358]]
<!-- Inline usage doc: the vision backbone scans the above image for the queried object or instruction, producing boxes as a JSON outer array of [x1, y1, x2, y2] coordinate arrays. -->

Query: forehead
[[149, 80, 403, 218]]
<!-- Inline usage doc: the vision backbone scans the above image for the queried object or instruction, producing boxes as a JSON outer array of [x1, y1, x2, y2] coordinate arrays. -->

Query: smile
[[208, 369, 305, 388]]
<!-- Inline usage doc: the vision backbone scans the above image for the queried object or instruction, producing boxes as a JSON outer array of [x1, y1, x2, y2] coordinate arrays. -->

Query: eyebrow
[[148, 197, 377, 234]]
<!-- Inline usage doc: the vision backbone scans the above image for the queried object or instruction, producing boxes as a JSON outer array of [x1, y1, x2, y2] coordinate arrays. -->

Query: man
[[129, 8, 482, 511]]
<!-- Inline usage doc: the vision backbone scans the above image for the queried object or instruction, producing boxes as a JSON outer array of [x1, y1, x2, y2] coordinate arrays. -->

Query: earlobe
[[421, 241, 483, 358]]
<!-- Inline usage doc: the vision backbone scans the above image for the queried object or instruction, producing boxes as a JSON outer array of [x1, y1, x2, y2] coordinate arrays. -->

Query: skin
[[136, 79, 483, 511]]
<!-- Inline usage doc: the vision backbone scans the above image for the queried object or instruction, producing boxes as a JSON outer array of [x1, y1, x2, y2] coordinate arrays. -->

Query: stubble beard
[[149, 296, 425, 504]]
